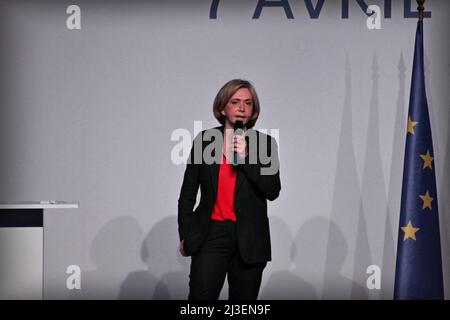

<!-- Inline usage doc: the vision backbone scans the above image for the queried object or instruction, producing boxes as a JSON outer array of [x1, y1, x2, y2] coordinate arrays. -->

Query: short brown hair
[[212, 79, 260, 129]]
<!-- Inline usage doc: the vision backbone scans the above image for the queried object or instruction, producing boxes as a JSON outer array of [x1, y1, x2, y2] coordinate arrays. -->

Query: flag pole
[[417, 0, 425, 21]]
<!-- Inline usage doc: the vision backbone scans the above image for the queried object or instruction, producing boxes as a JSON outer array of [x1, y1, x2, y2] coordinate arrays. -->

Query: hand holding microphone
[[233, 120, 247, 167]]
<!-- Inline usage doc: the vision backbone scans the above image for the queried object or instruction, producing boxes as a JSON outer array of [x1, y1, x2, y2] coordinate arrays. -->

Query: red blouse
[[210, 151, 237, 222]]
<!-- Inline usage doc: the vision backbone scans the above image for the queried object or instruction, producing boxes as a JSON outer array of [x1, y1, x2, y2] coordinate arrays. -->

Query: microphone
[[233, 120, 244, 167]]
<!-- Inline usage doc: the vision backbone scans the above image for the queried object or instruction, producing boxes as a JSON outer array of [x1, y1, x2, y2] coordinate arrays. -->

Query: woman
[[177, 79, 281, 300]]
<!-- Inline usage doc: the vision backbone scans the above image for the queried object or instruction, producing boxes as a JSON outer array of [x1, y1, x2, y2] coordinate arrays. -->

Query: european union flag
[[393, 20, 444, 299]]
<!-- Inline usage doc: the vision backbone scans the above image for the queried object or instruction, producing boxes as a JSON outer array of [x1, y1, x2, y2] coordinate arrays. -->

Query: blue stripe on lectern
[[0, 209, 43, 227]]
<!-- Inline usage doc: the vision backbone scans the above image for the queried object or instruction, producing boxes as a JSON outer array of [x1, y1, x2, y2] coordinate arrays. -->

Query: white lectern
[[0, 201, 78, 300]]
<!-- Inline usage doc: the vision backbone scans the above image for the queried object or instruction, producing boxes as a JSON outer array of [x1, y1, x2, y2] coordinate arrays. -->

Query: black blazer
[[178, 125, 281, 264]]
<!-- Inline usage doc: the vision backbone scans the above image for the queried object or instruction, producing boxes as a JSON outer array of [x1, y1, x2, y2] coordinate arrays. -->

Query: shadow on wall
[[260, 216, 367, 299], [259, 216, 316, 299], [72, 215, 368, 299], [321, 216, 368, 299], [70, 215, 147, 299], [119, 215, 189, 299], [290, 216, 367, 299]]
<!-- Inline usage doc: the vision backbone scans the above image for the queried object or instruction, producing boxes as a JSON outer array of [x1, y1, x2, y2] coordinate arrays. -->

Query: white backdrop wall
[[0, 0, 449, 299]]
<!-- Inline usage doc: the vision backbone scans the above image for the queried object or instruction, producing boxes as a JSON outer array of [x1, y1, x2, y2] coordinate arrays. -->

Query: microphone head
[[234, 120, 244, 130]]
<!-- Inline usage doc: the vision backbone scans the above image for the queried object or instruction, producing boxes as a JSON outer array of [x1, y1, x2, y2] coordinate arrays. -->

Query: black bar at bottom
[[0, 209, 43, 227]]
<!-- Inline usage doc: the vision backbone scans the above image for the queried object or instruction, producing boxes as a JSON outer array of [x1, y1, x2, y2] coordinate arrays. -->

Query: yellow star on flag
[[419, 150, 434, 169], [407, 116, 419, 135], [401, 221, 420, 241], [419, 190, 434, 210]]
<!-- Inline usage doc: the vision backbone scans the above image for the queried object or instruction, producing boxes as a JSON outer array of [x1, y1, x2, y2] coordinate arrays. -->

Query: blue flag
[[393, 20, 444, 300]]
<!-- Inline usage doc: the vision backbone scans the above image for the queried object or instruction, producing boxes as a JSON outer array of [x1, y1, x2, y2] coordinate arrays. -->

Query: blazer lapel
[[211, 157, 220, 197], [235, 167, 244, 196], [210, 125, 224, 197]]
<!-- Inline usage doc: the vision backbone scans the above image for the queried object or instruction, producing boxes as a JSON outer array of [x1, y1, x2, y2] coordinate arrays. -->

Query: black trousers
[[188, 220, 266, 300]]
